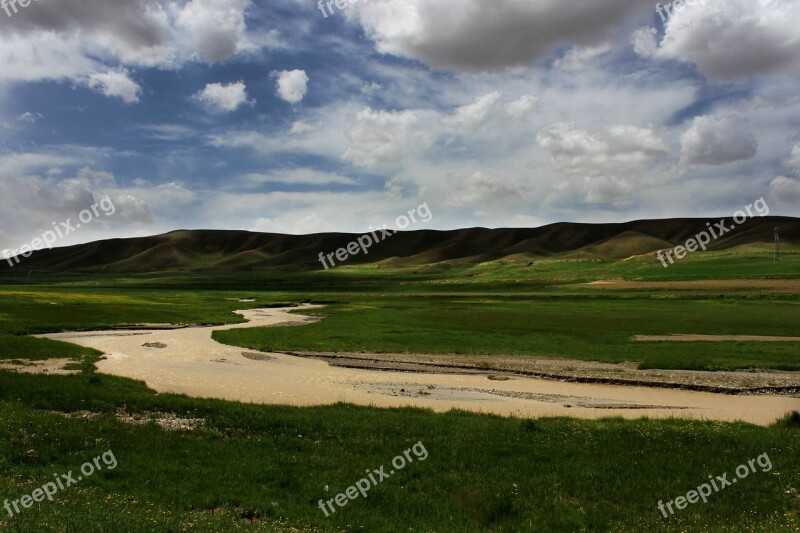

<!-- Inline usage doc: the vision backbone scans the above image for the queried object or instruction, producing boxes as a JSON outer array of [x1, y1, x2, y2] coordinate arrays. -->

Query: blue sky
[[1, 0, 799, 252]]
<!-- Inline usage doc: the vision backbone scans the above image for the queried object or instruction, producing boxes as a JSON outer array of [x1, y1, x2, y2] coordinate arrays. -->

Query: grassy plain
[[0, 248, 798, 531]]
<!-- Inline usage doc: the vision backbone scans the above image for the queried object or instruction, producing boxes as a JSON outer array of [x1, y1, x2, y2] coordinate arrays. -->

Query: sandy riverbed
[[37, 305, 800, 426]]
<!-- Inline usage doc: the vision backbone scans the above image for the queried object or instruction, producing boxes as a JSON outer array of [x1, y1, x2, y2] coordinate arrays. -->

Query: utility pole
[[774, 227, 781, 263]]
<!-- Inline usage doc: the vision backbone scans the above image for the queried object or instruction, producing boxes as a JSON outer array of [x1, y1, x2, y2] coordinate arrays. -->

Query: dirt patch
[[241, 352, 276, 361], [211, 358, 239, 365], [115, 410, 205, 431], [633, 334, 800, 342], [143, 342, 168, 349], [0, 358, 79, 375], [60, 410, 205, 431]]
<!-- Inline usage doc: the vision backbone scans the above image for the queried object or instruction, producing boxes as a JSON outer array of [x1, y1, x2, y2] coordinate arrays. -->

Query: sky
[[1, 0, 799, 252]]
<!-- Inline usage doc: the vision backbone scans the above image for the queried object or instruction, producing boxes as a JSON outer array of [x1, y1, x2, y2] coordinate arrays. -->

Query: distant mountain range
[[2, 217, 797, 273]]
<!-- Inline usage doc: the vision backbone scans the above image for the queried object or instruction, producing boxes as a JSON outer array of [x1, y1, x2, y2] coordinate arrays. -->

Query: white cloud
[[537, 122, 667, 176], [86, 68, 142, 104], [679, 115, 758, 166], [555, 43, 611, 70], [443, 91, 502, 129], [505, 95, 538, 117], [649, 0, 800, 81], [16, 112, 43, 124], [0, 0, 264, 85], [0, 32, 99, 83], [195, 81, 254, 112], [349, 0, 653, 72], [444, 171, 527, 208], [343, 108, 436, 169], [769, 176, 800, 204], [289, 121, 315, 135], [240, 169, 357, 186], [206, 101, 359, 162], [250, 213, 336, 235], [136, 124, 196, 141], [176, 0, 252, 64], [631, 26, 658, 57], [0, 151, 85, 178], [0, 162, 154, 250], [362, 81, 383, 96], [274, 69, 309, 104], [583, 176, 634, 207], [786, 144, 800, 175]]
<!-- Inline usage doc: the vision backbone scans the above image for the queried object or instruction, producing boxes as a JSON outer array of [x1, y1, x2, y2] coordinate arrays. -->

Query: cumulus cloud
[[643, 0, 800, 81], [442, 92, 537, 130], [176, 0, 252, 64], [786, 144, 800, 175], [444, 171, 527, 208], [349, 0, 653, 72], [505, 95, 538, 117], [0, 0, 172, 61], [343, 108, 436, 169], [537, 122, 667, 176], [679, 115, 758, 166], [86, 68, 142, 104], [194, 81, 254, 112], [274, 69, 309, 104], [535, 122, 668, 209], [0, 161, 154, 250], [769, 175, 800, 204], [251, 213, 337, 235], [583, 176, 634, 207], [443, 92, 502, 129], [631, 26, 658, 57], [0, 0, 261, 85], [769, 144, 800, 204]]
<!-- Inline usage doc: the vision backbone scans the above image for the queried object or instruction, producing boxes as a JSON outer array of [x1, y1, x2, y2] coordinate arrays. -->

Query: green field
[[0, 253, 799, 531], [215, 296, 800, 371]]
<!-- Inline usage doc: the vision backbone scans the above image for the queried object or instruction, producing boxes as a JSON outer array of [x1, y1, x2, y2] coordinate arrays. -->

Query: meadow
[[0, 249, 798, 531]]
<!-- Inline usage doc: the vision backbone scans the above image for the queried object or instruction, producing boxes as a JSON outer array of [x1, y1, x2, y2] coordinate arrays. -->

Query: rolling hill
[[2, 217, 797, 274]]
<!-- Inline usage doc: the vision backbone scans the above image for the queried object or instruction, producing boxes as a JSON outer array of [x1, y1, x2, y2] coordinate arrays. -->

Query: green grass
[[0, 372, 798, 532], [0, 252, 798, 531], [215, 297, 800, 371]]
